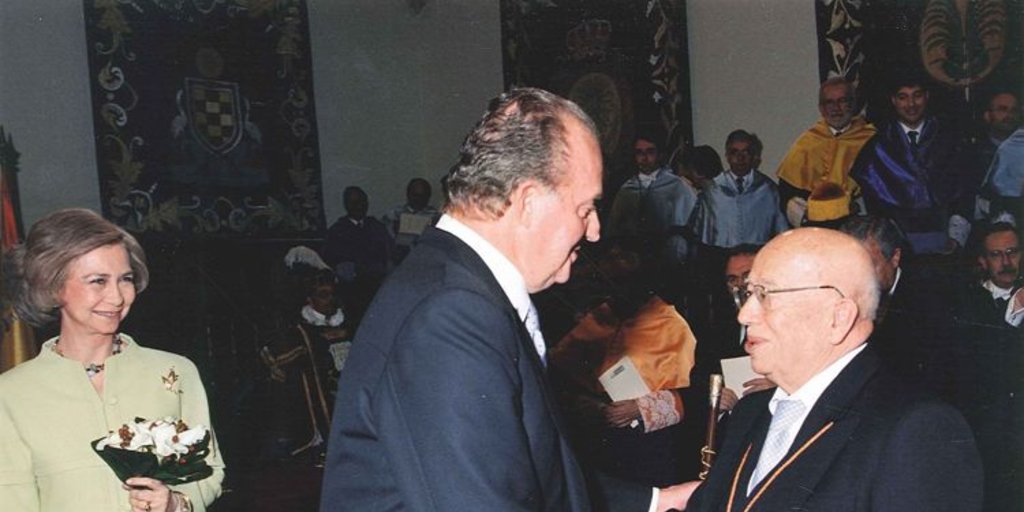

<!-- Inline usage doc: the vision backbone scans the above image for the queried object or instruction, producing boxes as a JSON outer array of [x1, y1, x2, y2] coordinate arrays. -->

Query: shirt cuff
[[648, 487, 659, 512], [1006, 291, 1024, 327]]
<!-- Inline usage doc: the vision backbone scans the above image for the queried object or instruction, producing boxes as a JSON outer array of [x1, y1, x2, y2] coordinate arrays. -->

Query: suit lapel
[[420, 227, 552, 369], [752, 349, 881, 510], [419, 227, 589, 507]]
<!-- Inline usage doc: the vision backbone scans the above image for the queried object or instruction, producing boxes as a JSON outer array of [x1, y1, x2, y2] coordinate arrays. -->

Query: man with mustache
[[955, 221, 1024, 512]]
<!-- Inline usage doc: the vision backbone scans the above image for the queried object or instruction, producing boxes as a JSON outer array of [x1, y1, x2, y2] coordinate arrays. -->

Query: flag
[[0, 126, 36, 372]]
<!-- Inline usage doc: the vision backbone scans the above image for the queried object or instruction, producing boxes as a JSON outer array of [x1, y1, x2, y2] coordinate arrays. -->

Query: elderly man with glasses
[[776, 77, 876, 226], [955, 221, 1024, 512], [673, 227, 981, 512]]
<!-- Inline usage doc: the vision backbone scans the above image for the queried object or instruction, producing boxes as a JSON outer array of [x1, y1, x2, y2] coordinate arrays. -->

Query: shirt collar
[[829, 123, 851, 136], [888, 266, 902, 296], [637, 168, 662, 187], [435, 215, 532, 323], [983, 279, 1014, 300], [768, 344, 867, 414], [726, 170, 751, 187], [899, 121, 925, 135]]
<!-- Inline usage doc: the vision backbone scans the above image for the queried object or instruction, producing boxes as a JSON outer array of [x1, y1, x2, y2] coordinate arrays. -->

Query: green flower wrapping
[[91, 417, 214, 484]]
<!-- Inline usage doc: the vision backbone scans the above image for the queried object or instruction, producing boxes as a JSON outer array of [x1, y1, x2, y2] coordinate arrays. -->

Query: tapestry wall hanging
[[501, 0, 693, 193], [816, 0, 1022, 129], [84, 0, 325, 237]]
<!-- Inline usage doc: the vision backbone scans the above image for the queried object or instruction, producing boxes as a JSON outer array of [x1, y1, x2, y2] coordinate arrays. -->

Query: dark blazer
[[319, 227, 647, 512], [686, 346, 982, 512], [954, 282, 1024, 512]]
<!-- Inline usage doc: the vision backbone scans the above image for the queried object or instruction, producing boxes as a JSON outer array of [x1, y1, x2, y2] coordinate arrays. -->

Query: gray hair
[[445, 87, 599, 219]]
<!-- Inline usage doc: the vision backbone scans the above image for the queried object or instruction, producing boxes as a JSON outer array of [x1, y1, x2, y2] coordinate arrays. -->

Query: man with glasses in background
[[776, 77, 875, 226], [955, 221, 1024, 512], [674, 227, 981, 512], [690, 130, 788, 251]]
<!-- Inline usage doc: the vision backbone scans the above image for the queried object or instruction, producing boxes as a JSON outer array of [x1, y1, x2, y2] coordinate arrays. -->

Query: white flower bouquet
[[91, 417, 213, 484]]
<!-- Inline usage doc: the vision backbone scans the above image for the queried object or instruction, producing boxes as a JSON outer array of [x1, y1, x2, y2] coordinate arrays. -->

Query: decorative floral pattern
[[84, 0, 324, 236]]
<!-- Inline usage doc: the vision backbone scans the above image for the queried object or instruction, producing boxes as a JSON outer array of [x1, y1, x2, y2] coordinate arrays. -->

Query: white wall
[[0, 1, 101, 228], [1, 0, 818, 227], [688, 0, 821, 178], [308, 0, 503, 223]]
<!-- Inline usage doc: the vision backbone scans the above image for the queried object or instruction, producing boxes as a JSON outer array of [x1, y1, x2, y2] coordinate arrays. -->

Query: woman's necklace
[[53, 335, 124, 378]]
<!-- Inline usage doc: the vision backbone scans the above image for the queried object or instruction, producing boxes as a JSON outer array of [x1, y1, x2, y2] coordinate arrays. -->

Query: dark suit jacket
[[954, 283, 1024, 512], [319, 227, 647, 512], [686, 346, 982, 512]]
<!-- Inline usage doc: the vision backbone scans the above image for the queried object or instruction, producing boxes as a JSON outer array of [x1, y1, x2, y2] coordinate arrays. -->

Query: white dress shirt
[[435, 215, 546, 362], [747, 344, 867, 494]]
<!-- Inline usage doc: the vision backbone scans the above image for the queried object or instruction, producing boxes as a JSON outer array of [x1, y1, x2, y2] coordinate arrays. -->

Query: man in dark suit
[[955, 221, 1023, 512], [677, 227, 982, 511], [319, 88, 688, 512]]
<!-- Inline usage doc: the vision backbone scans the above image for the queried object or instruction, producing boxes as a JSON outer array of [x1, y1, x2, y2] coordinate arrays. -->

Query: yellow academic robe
[[776, 117, 875, 197]]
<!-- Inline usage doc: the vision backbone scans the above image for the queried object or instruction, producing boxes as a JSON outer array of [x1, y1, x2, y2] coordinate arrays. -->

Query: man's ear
[[830, 299, 859, 344], [890, 247, 902, 270], [509, 180, 541, 227]]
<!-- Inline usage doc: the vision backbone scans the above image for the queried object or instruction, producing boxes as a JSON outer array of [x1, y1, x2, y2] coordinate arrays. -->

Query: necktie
[[735, 177, 745, 194], [524, 302, 547, 366], [996, 296, 1010, 313], [907, 130, 919, 148], [749, 399, 805, 492]]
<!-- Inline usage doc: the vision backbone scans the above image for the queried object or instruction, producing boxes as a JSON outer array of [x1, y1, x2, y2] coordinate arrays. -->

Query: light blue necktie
[[749, 399, 805, 492]]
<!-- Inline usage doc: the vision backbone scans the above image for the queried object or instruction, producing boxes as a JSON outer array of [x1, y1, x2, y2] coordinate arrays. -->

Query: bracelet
[[173, 491, 194, 512]]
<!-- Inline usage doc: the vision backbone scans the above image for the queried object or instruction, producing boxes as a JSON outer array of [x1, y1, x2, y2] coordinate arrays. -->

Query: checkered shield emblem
[[184, 78, 243, 155]]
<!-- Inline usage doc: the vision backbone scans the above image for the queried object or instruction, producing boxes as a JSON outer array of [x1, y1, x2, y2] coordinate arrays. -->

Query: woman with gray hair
[[0, 208, 224, 512]]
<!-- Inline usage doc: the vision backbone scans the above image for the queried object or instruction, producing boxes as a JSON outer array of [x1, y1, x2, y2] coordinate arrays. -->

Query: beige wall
[[1, 0, 820, 228], [688, 0, 821, 178]]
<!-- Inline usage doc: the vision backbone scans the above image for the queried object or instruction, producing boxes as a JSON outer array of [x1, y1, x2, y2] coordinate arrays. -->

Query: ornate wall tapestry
[[84, 0, 325, 237], [816, 0, 1022, 128], [501, 0, 692, 194]]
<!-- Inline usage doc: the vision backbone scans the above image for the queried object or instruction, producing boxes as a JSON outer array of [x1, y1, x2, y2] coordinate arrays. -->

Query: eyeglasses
[[726, 148, 753, 157], [821, 97, 854, 109], [984, 246, 1021, 260], [738, 283, 845, 308]]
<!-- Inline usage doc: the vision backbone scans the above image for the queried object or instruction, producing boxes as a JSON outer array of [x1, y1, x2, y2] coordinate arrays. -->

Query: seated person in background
[[840, 214, 963, 407], [776, 77, 875, 225], [690, 244, 773, 400], [850, 72, 971, 254], [688, 131, 788, 314], [381, 178, 440, 264], [676, 145, 724, 192], [320, 185, 394, 324], [607, 128, 698, 273], [548, 247, 701, 486], [0, 208, 224, 512], [970, 90, 1019, 221], [954, 221, 1023, 512], [979, 124, 1024, 224], [690, 130, 789, 251]]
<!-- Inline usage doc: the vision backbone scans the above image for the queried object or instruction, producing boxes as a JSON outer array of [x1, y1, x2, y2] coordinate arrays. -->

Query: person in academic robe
[[776, 77, 875, 225], [850, 74, 971, 254]]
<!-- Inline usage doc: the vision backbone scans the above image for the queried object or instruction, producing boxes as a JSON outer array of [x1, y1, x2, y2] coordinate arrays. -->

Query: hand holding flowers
[[92, 417, 213, 485]]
